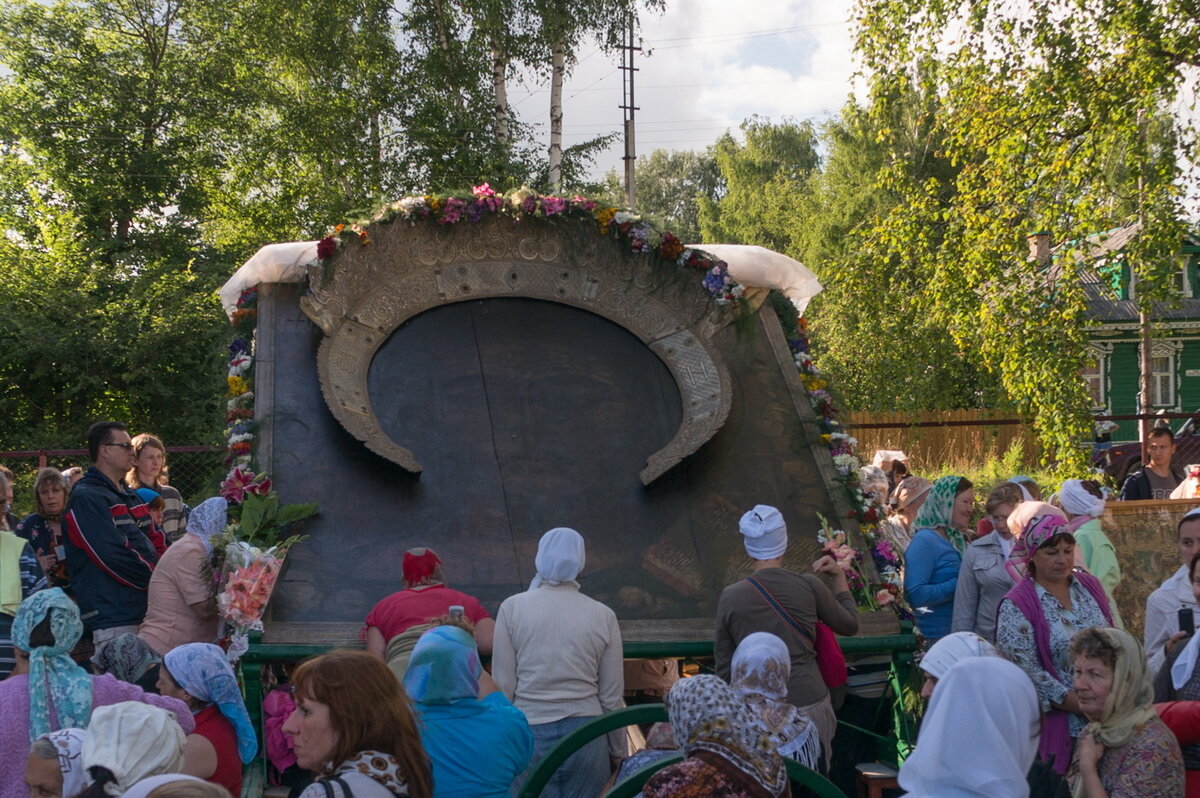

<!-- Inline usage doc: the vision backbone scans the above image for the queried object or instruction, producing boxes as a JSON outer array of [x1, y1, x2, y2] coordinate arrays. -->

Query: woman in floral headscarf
[[730, 633, 820, 771], [643, 674, 788, 798], [996, 514, 1114, 775], [903, 476, 974, 645], [1068, 626, 1183, 797], [138, 497, 226, 655]]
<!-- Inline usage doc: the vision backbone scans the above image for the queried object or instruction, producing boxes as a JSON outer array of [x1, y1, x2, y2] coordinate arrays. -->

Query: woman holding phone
[[1153, 551, 1200, 790]]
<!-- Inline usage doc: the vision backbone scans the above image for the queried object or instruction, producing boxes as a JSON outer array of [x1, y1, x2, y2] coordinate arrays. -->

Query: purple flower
[[520, 196, 538, 215], [229, 338, 249, 356], [541, 196, 567, 216], [467, 199, 486, 223]]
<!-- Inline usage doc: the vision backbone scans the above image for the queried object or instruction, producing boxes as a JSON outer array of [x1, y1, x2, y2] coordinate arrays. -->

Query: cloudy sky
[[507, 0, 858, 181]]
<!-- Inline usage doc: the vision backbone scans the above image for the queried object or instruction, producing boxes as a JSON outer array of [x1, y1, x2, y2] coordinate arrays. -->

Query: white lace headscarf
[[185, 496, 228, 555]]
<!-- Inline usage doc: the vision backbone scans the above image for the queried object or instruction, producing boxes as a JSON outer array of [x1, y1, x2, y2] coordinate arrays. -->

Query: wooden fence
[[843, 409, 1039, 467]]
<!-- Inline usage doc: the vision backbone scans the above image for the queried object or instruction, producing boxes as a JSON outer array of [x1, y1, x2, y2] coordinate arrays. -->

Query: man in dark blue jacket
[[64, 421, 161, 644], [1119, 426, 1185, 500]]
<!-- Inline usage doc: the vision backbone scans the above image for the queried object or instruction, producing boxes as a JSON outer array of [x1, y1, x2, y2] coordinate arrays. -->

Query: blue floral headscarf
[[163, 643, 257, 764], [12, 588, 93, 739], [403, 625, 481, 705]]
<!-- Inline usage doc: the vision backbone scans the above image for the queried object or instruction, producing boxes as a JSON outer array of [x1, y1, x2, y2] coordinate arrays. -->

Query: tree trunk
[[547, 38, 565, 192], [492, 38, 509, 145]]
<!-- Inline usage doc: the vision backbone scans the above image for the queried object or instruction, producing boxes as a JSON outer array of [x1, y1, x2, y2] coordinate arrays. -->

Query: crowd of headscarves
[[0, 586, 252, 798]]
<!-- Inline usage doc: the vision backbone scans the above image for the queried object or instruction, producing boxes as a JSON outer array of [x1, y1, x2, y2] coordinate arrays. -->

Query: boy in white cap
[[714, 504, 860, 768]]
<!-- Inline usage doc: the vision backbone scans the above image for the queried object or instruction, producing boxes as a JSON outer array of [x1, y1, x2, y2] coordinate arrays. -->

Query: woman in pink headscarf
[[995, 509, 1115, 774], [362, 547, 493, 681]]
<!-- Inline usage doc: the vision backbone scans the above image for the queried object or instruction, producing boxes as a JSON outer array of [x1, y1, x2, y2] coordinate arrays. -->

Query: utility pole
[[618, 13, 641, 207]]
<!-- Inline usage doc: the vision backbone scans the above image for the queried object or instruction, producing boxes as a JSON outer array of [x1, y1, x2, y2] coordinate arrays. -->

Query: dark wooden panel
[[261, 286, 838, 641]]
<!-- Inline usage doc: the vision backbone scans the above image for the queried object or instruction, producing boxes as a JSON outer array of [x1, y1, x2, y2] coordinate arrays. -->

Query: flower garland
[[314, 183, 746, 305], [225, 288, 257, 468], [781, 308, 911, 619]]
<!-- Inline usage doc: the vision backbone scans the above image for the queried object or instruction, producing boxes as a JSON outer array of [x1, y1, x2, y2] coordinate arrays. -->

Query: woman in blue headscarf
[[404, 624, 533, 798], [158, 642, 257, 795]]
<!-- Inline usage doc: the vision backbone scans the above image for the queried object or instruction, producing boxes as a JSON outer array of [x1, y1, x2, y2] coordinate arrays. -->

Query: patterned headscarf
[[186, 497, 228, 555], [1072, 629, 1158, 798], [666, 674, 786, 795], [12, 588, 93, 739], [912, 476, 970, 553], [1004, 510, 1071, 581], [91, 633, 160, 684], [41, 728, 88, 798], [404, 625, 481, 705], [1078, 628, 1158, 748], [163, 643, 258, 764], [730, 633, 820, 768], [328, 752, 409, 795]]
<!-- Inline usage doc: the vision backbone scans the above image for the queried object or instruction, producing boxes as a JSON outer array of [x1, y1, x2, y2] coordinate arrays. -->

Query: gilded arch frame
[[299, 214, 736, 485]]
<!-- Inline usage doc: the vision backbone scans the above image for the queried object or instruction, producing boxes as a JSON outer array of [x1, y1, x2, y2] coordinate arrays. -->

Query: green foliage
[[795, 96, 1005, 411], [600, 147, 722, 243], [698, 116, 819, 254], [847, 0, 1199, 471], [0, 0, 626, 452]]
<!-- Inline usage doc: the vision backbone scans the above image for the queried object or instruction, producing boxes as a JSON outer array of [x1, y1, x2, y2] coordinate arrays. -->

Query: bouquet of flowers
[[213, 467, 318, 661], [816, 514, 878, 611], [818, 514, 914, 619]]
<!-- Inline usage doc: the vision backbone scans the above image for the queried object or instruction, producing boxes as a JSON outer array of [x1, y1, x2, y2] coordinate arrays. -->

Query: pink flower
[[541, 196, 567, 216], [220, 467, 257, 504], [246, 476, 272, 496], [472, 183, 497, 198], [439, 197, 467, 224], [876, 589, 895, 606]]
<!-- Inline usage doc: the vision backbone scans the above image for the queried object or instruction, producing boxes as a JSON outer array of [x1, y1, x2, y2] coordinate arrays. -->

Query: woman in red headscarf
[[362, 548, 494, 681]]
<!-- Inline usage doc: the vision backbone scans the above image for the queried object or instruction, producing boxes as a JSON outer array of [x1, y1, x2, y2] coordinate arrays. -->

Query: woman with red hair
[[283, 649, 432, 798], [362, 548, 494, 680]]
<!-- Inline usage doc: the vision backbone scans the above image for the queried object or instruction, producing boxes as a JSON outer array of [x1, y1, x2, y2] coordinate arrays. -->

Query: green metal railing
[[516, 704, 847, 798], [240, 625, 919, 795]]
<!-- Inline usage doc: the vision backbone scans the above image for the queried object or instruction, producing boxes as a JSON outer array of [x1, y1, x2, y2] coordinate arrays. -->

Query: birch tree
[[851, 0, 1200, 466]]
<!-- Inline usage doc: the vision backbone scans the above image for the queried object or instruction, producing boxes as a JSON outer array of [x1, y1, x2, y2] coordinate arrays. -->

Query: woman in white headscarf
[[492, 527, 624, 798], [899, 656, 1040, 797], [730, 632, 820, 770], [916, 630, 999, 699], [138, 497, 226, 655], [77, 702, 187, 798], [25, 728, 87, 798], [1056, 479, 1123, 629]]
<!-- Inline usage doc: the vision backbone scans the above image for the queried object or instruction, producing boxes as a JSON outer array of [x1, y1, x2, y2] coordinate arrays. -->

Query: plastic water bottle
[[449, 605, 464, 621]]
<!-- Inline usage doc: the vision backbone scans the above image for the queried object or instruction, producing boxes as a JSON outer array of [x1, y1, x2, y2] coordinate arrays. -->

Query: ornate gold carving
[[300, 215, 736, 485]]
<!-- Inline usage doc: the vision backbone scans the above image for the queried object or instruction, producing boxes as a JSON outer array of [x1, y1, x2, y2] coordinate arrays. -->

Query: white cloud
[[507, 0, 857, 180]]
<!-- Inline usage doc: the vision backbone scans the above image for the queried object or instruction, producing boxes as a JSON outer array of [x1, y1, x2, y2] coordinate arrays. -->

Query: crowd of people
[[5, 420, 1200, 798], [865, 448, 1200, 797]]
